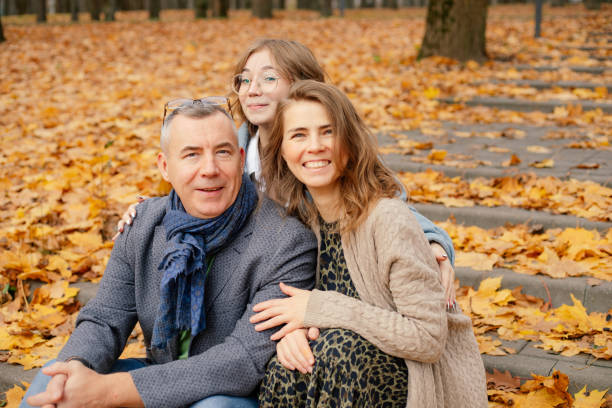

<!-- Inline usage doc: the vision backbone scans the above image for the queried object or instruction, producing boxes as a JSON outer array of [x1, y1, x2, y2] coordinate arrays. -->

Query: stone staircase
[[381, 51, 612, 394]]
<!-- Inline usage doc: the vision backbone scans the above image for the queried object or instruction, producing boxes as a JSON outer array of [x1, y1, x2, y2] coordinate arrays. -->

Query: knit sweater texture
[[303, 198, 487, 408]]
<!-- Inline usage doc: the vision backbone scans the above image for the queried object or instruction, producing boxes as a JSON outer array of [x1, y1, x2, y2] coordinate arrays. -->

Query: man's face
[[157, 112, 245, 219]]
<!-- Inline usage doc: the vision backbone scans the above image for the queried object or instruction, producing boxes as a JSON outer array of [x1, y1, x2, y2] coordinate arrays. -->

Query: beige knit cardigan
[[304, 198, 487, 408]]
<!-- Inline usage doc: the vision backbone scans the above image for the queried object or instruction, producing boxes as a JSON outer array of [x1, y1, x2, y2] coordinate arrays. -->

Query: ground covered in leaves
[[1, 4, 611, 407]]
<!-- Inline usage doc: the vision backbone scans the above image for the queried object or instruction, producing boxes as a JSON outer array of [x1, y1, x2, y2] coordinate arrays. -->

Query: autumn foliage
[[1, 4, 611, 407]]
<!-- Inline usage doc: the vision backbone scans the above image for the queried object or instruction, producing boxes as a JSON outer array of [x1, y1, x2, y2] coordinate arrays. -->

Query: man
[[22, 99, 317, 407]]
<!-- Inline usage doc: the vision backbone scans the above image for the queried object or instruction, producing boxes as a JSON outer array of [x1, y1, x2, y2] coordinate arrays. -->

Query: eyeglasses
[[163, 97, 233, 122], [231, 71, 282, 95]]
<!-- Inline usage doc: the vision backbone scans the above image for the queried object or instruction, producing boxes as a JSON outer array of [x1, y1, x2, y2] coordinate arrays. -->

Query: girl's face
[[238, 49, 292, 132], [280, 100, 347, 197]]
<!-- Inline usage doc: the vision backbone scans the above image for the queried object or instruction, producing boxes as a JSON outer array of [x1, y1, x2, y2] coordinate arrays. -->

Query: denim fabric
[[20, 359, 258, 408]]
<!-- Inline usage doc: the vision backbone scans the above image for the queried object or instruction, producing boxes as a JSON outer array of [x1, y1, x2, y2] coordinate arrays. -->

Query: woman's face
[[238, 49, 292, 131], [280, 100, 347, 197]]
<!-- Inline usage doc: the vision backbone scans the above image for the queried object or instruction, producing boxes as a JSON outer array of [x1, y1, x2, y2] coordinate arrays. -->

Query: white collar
[[245, 131, 262, 184]]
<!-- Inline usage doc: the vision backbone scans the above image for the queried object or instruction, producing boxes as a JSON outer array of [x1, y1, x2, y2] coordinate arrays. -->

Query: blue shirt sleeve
[[397, 177, 455, 265]]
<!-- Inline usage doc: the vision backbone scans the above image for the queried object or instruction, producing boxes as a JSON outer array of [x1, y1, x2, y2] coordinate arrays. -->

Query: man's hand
[[27, 361, 109, 408], [276, 328, 320, 374], [250, 282, 311, 341], [26, 365, 68, 408], [27, 361, 143, 408], [430, 242, 456, 308]]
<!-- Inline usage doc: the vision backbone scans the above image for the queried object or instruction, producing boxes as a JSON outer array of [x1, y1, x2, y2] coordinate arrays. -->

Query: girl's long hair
[[231, 39, 326, 137], [262, 80, 400, 232]]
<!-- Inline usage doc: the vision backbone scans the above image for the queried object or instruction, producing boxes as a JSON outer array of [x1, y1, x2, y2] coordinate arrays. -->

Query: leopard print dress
[[259, 220, 408, 408]]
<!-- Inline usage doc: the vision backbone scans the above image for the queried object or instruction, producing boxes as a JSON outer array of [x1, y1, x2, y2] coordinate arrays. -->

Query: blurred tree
[[211, 0, 228, 17], [35, 0, 47, 21], [382, 0, 398, 8], [583, 0, 600, 9], [418, 0, 488, 62], [194, 0, 207, 17], [90, 0, 102, 20], [149, 0, 161, 18], [319, 0, 331, 16], [70, 0, 79, 20], [252, 0, 271, 17], [105, 0, 116, 20], [297, 0, 315, 9], [0, 17, 5, 42]]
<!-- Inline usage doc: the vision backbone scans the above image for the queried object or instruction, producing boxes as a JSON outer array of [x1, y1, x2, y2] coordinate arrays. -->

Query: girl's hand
[[112, 197, 146, 241], [276, 328, 319, 374], [430, 242, 456, 309], [250, 282, 311, 341]]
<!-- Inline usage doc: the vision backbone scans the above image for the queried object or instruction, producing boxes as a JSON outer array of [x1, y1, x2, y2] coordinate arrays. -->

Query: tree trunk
[[583, 0, 600, 9], [418, 0, 488, 62], [319, 0, 330, 15], [0, 17, 5, 42], [549, 0, 567, 6], [252, 0, 271, 17], [105, 0, 116, 20], [149, 0, 160, 19], [194, 0, 207, 17], [70, 0, 78, 21], [297, 0, 314, 9], [382, 0, 397, 8], [90, 0, 101, 20], [211, 0, 228, 17], [361, 0, 375, 8], [36, 0, 47, 21]]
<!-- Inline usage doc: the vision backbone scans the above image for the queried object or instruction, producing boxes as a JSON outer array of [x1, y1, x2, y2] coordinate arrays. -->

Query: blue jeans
[[20, 359, 258, 408]]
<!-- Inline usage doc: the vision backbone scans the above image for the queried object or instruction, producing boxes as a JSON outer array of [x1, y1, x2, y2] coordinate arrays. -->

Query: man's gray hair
[[160, 103, 237, 152]]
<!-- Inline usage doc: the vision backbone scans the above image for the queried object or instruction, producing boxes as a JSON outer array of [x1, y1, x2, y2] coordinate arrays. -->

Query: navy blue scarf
[[152, 174, 258, 349]]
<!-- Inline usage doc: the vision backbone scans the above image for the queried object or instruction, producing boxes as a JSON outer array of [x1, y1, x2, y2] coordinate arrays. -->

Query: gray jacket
[[58, 196, 317, 407]]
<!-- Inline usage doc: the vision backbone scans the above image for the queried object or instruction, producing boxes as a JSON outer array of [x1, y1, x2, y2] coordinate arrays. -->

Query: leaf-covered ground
[[401, 170, 612, 222], [1, 5, 611, 406]]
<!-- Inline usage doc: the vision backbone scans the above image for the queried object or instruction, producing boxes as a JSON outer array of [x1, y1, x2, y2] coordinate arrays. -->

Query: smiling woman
[[256, 80, 487, 408], [280, 100, 348, 220]]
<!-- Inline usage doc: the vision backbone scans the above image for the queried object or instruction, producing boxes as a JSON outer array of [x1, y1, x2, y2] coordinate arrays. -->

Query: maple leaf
[[487, 369, 521, 391], [3, 382, 27, 408], [574, 386, 609, 408]]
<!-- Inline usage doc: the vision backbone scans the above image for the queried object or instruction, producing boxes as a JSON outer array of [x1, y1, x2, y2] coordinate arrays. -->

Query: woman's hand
[[250, 282, 311, 341], [276, 328, 320, 374], [430, 242, 456, 309], [111, 197, 146, 241]]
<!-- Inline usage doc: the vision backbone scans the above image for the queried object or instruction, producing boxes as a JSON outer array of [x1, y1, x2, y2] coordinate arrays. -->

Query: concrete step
[[437, 96, 612, 113], [473, 79, 612, 92], [482, 334, 612, 394], [412, 203, 612, 234], [512, 64, 607, 75], [385, 156, 612, 186], [378, 121, 612, 186], [460, 265, 612, 393], [456, 266, 612, 314]]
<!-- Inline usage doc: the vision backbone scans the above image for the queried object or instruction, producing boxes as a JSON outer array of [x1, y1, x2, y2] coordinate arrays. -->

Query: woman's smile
[[280, 100, 347, 199], [303, 160, 332, 169]]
